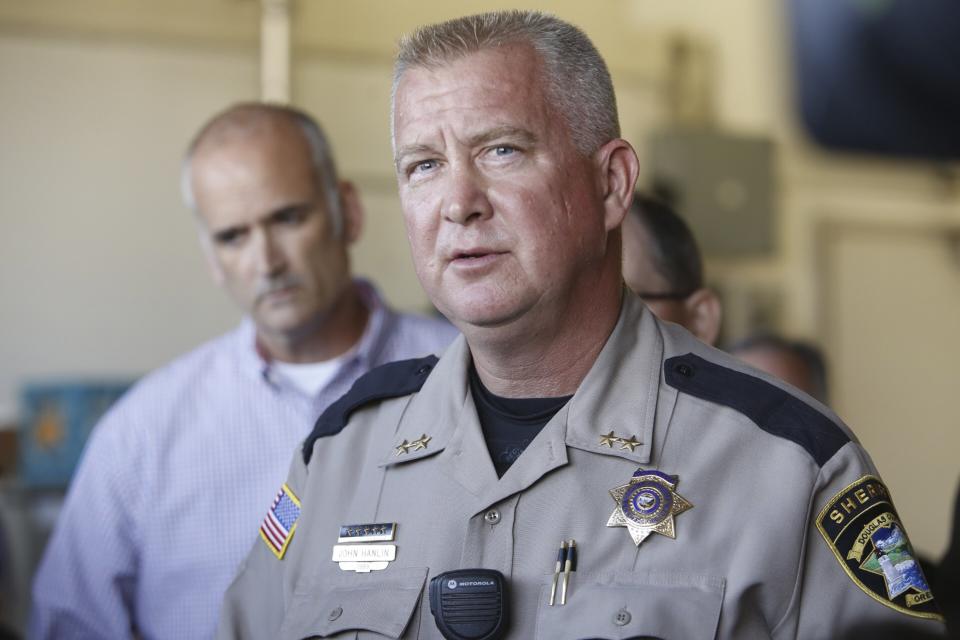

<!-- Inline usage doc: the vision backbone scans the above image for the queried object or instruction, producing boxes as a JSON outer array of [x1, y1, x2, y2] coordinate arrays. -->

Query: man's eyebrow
[[268, 202, 312, 219], [394, 143, 437, 171], [211, 223, 245, 242], [466, 126, 537, 149]]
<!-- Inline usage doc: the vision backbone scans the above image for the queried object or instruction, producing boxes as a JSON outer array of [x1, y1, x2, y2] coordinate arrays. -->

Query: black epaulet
[[302, 355, 438, 464], [664, 353, 849, 467]]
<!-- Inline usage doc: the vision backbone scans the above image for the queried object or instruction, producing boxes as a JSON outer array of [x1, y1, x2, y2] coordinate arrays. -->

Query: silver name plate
[[332, 544, 396, 572]]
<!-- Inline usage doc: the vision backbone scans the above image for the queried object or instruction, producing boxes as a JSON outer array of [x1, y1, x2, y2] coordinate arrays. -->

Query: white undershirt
[[272, 352, 351, 397]]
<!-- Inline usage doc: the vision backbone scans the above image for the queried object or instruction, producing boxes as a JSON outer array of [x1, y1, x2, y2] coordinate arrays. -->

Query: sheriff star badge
[[607, 468, 692, 547]]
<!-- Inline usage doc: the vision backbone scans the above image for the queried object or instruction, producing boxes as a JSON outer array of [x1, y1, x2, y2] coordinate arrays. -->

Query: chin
[[444, 299, 531, 331], [254, 308, 314, 336], [425, 278, 532, 327]]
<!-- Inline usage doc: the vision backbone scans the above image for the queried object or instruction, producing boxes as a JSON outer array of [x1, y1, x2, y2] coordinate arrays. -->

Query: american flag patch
[[259, 483, 301, 559]]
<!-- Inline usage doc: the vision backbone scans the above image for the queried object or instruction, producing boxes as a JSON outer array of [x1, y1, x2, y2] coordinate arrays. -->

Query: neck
[[257, 283, 370, 364], [466, 276, 624, 399]]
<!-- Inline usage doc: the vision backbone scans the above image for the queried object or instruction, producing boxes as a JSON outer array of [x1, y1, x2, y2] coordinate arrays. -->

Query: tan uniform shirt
[[218, 295, 946, 639]]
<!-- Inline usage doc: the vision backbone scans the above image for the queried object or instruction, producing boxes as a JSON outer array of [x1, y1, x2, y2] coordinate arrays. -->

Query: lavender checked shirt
[[30, 281, 458, 640]]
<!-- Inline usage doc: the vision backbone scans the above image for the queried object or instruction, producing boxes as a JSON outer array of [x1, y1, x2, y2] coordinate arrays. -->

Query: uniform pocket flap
[[536, 571, 724, 640], [280, 566, 428, 639]]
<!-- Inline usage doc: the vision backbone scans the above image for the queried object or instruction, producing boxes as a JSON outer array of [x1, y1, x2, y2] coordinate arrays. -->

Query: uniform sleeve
[[776, 442, 947, 638], [29, 405, 145, 639], [216, 448, 310, 640]]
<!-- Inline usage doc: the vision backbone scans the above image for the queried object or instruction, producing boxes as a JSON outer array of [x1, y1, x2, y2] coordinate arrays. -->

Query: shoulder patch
[[302, 356, 437, 464], [817, 476, 942, 620], [664, 354, 849, 466]]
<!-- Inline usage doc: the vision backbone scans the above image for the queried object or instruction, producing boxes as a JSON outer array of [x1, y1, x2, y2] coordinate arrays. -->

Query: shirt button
[[328, 606, 343, 621], [614, 608, 631, 626], [484, 509, 501, 525]]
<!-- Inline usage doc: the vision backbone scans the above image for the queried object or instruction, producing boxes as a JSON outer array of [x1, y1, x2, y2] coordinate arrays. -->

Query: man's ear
[[337, 180, 364, 245], [595, 138, 640, 232], [684, 288, 723, 346]]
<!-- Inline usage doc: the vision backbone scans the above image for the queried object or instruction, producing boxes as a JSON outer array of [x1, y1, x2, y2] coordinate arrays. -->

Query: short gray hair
[[392, 10, 620, 156], [181, 103, 343, 237]]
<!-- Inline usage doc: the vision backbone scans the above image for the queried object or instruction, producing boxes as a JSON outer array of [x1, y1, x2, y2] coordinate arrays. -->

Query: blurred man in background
[[30, 103, 457, 639], [730, 332, 829, 404], [622, 193, 722, 345]]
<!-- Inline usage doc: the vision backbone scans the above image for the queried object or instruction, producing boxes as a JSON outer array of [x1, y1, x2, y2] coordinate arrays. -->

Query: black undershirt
[[469, 366, 572, 478]]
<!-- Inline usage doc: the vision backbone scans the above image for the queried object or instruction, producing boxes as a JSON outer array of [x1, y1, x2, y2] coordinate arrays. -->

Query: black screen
[[788, 0, 960, 160]]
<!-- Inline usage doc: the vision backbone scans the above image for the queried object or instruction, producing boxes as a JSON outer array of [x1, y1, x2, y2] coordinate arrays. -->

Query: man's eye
[[213, 229, 245, 246], [411, 159, 438, 174], [492, 145, 517, 156], [274, 209, 306, 225]]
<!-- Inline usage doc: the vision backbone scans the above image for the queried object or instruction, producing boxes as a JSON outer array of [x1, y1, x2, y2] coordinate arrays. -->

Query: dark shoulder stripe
[[664, 353, 849, 467], [302, 356, 437, 464]]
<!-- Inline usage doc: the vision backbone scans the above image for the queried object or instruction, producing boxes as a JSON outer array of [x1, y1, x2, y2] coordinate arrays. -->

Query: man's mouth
[[451, 246, 506, 260], [454, 251, 491, 260], [449, 249, 507, 267], [256, 280, 301, 305]]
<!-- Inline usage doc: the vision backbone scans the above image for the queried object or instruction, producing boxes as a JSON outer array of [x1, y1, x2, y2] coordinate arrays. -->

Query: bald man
[[30, 103, 457, 640]]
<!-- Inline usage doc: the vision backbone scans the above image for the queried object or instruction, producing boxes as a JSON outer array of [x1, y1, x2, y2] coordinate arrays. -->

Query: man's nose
[[251, 228, 286, 277], [441, 165, 493, 225]]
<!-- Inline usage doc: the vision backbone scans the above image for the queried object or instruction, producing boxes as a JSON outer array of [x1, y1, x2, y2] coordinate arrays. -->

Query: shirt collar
[[236, 278, 390, 392], [349, 278, 391, 370], [564, 292, 663, 465], [382, 293, 664, 468], [380, 333, 471, 467]]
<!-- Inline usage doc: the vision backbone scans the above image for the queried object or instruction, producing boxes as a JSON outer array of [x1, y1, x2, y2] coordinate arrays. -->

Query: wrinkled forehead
[[391, 44, 552, 144], [197, 120, 317, 179], [190, 130, 322, 222]]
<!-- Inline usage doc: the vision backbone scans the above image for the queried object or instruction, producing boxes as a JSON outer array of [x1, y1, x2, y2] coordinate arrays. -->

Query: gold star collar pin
[[599, 431, 619, 447], [607, 468, 692, 547], [598, 431, 642, 451], [395, 434, 431, 456], [410, 434, 431, 451]]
